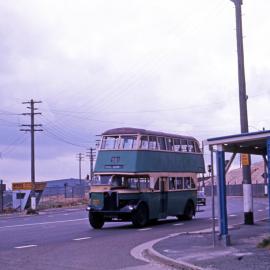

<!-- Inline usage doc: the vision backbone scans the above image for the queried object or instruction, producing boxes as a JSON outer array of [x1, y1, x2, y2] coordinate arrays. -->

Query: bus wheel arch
[[89, 211, 105, 229], [132, 201, 149, 228], [177, 199, 195, 221]]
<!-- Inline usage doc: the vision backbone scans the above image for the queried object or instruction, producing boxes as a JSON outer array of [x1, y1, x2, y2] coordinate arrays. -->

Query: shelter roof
[[204, 130, 270, 155]]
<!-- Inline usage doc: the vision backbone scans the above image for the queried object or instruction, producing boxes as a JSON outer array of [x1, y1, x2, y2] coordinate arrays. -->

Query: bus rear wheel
[[177, 201, 194, 221], [89, 212, 104, 229], [132, 203, 149, 227]]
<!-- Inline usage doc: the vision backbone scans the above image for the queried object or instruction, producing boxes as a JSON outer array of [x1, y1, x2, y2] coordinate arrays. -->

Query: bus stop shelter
[[204, 130, 270, 245]]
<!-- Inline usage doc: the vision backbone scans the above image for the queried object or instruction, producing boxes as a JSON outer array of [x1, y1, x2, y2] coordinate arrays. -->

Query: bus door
[[160, 178, 168, 218]]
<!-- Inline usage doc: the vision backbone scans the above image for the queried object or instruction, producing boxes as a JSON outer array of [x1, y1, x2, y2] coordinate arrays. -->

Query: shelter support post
[[210, 146, 216, 247], [216, 145, 230, 246], [242, 156, 253, 225], [267, 138, 270, 221]]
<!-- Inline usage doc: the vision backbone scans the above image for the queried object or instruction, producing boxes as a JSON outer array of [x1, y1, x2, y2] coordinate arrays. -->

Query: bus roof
[[102, 127, 197, 141]]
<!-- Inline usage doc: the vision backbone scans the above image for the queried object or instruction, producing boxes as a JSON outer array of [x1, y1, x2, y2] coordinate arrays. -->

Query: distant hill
[[204, 161, 266, 185]]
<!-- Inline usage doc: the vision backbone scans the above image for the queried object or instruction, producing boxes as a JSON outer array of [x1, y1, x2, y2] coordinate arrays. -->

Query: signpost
[[262, 171, 268, 196], [0, 180, 5, 213], [12, 182, 46, 211]]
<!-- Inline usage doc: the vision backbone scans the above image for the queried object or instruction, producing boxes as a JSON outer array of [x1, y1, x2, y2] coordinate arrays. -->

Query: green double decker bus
[[87, 127, 205, 229]]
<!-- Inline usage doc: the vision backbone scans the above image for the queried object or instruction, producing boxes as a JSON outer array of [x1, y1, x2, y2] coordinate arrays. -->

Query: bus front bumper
[[86, 205, 136, 221]]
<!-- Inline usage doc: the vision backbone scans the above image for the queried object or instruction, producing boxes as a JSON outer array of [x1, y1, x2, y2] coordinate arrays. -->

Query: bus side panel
[[167, 191, 185, 216], [94, 150, 205, 174], [141, 192, 161, 220], [167, 190, 197, 216]]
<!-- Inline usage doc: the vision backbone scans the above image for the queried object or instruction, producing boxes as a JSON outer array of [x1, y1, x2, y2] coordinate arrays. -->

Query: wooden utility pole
[[230, 0, 253, 224], [86, 148, 96, 183], [21, 99, 43, 210], [76, 153, 84, 183]]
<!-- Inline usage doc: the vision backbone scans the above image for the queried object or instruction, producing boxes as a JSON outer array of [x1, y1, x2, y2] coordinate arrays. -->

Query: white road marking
[[15, 245, 37, 249], [173, 223, 184, 226], [258, 209, 263, 212], [209, 217, 218, 220], [73, 237, 92, 241], [63, 214, 70, 216], [0, 218, 87, 229], [229, 214, 237, 217], [163, 249, 180, 254], [138, 228, 152, 231]]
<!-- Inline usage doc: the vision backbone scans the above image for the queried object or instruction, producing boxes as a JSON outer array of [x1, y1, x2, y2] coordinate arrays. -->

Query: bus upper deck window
[[173, 138, 181, 151], [188, 141, 195, 152], [157, 137, 166, 150], [120, 136, 137, 149], [166, 138, 173, 151], [149, 136, 157, 150], [102, 136, 119, 149], [140, 136, 149, 149], [181, 139, 188, 152], [194, 142, 201, 153]]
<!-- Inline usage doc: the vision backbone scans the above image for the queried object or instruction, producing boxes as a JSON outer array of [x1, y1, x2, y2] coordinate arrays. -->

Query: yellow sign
[[12, 182, 46, 191], [241, 154, 249, 166]]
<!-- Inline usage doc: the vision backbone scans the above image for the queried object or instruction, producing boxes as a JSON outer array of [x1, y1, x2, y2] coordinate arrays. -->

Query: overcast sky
[[0, 0, 269, 187]]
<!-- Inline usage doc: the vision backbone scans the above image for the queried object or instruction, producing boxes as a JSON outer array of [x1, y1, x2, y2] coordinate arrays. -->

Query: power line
[[43, 127, 89, 148], [41, 115, 95, 143]]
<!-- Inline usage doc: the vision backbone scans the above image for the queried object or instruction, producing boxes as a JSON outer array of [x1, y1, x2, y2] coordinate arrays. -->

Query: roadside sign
[[241, 154, 249, 166], [12, 182, 46, 191]]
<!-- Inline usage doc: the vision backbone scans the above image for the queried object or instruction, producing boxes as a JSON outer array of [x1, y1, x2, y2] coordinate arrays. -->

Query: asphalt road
[[0, 197, 268, 270]]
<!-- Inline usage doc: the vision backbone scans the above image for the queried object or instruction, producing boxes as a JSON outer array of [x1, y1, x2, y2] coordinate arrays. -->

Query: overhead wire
[[47, 0, 226, 116], [43, 127, 89, 148], [82, 1, 227, 114], [0, 134, 28, 157]]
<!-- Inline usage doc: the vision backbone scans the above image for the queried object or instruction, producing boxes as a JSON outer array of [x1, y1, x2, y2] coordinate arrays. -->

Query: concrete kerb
[[143, 248, 204, 270], [130, 232, 205, 270], [130, 219, 269, 270]]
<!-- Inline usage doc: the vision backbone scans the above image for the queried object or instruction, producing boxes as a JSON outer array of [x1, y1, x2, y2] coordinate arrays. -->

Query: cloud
[[0, 0, 270, 185]]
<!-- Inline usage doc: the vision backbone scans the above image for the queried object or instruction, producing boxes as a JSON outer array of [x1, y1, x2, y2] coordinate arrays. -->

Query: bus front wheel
[[132, 203, 149, 227], [89, 212, 104, 229]]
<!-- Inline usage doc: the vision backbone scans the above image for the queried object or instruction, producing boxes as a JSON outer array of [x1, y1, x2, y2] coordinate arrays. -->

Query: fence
[[204, 184, 267, 197], [0, 191, 13, 211], [0, 184, 268, 213], [38, 185, 90, 209]]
